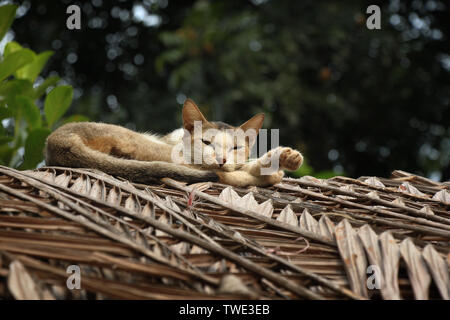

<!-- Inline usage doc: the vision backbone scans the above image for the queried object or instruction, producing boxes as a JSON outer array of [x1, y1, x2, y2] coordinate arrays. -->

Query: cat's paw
[[279, 147, 303, 171], [263, 147, 303, 171], [217, 170, 284, 187], [264, 170, 284, 185], [253, 170, 284, 187]]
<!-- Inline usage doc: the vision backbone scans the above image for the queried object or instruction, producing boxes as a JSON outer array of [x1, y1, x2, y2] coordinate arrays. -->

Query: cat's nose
[[217, 156, 226, 166]]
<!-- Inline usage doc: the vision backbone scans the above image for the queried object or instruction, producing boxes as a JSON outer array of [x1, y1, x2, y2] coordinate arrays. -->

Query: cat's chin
[[221, 164, 237, 172]]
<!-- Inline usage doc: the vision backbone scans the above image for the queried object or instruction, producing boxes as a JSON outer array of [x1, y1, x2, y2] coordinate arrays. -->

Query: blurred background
[[2, 0, 449, 180]]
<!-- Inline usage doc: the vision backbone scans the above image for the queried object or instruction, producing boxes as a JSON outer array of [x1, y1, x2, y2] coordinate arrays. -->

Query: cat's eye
[[202, 139, 211, 146], [233, 146, 243, 150]]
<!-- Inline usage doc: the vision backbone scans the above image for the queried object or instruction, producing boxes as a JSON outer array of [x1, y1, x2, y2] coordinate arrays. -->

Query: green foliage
[[44, 85, 74, 128], [0, 48, 34, 82], [0, 4, 16, 41], [291, 160, 343, 180], [7, 1, 448, 180], [22, 128, 51, 169], [153, 1, 449, 180], [0, 4, 86, 169]]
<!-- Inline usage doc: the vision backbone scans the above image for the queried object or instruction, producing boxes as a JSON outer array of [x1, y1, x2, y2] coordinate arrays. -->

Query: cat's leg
[[217, 170, 284, 187], [215, 147, 302, 187], [242, 147, 303, 177]]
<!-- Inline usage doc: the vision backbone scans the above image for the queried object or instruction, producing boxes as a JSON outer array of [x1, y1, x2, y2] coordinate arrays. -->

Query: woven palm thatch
[[0, 165, 448, 300]]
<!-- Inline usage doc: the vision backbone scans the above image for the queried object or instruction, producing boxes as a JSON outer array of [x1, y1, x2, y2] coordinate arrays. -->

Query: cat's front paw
[[258, 147, 303, 172], [264, 170, 285, 186], [254, 170, 284, 187], [279, 147, 303, 171]]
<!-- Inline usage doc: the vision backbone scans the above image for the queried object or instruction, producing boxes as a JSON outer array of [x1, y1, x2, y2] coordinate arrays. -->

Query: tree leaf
[[33, 76, 60, 99], [0, 105, 14, 120], [4, 43, 54, 83], [4, 41, 22, 56], [21, 128, 50, 169], [0, 49, 34, 82], [15, 51, 54, 82], [0, 80, 33, 120], [44, 85, 73, 128], [0, 79, 33, 100], [0, 4, 17, 41], [15, 96, 42, 129]]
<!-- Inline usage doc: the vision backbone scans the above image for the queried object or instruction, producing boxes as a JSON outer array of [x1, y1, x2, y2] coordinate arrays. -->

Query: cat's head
[[180, 99, 264, 171]]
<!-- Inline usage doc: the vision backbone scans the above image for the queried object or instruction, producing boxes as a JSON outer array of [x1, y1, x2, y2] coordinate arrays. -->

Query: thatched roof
[[0, 165, 448, 300]]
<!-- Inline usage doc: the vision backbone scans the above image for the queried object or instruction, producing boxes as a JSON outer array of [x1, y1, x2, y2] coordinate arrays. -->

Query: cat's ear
[[240, 113, 265, 133], [182, 99, 208, 132], [240, 113, 265, 148]]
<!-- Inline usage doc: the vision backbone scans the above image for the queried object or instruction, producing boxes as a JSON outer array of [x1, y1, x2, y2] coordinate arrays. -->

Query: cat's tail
[[44, 133, 218, 184]]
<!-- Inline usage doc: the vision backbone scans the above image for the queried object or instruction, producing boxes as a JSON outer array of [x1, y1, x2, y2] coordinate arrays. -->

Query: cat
[[45, 99, 303, 187]]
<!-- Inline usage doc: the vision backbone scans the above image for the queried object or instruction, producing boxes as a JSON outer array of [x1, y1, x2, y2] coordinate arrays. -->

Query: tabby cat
[[45, 99, 303, 187]]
